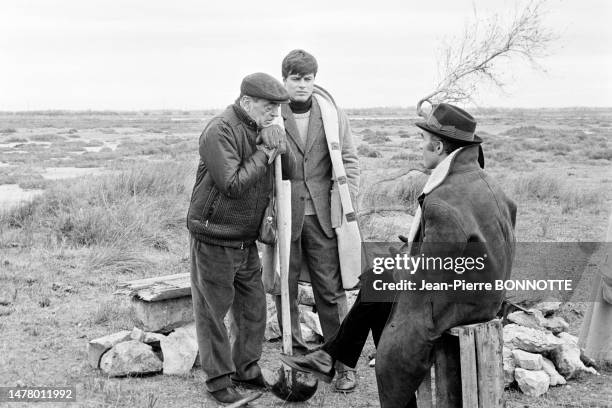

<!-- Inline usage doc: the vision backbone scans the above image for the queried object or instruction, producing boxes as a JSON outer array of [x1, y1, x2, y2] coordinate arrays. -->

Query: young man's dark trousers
[[275, 215, 348, 349], [190, 236, 266, 392]]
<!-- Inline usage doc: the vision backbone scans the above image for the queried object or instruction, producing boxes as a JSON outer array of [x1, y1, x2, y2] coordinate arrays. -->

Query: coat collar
[[281, 103, 304, 153], [422, 144, 481, 195], [407, 144, 481, 244], [232, 102, 259, 130]]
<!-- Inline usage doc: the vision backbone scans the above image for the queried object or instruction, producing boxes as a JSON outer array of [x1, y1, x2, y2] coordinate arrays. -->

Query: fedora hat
[[415, 103, 482, 144]]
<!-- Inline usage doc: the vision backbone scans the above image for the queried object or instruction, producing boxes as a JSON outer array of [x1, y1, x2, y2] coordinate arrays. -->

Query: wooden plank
[[115, 273, 191, 301], [457, 327, 478, 408], [416, 366, 435, 408], [434, 333, 462, 408], [117, 273, 188, 288], [474, 320, 504, 408]]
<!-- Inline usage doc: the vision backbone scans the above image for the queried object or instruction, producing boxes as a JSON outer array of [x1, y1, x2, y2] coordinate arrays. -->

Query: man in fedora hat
[[187, 72, 296, 404], [281, 103, 516, 408]]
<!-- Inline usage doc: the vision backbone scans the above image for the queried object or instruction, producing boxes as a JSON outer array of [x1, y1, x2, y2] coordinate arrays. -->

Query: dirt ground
[[1, 108, 611, 407]]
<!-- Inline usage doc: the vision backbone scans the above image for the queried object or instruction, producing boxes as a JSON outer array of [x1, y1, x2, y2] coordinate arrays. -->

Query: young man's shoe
[[208, 386, 243, 404], [334, 369, 357, 393], [279, 349, 335, 383]]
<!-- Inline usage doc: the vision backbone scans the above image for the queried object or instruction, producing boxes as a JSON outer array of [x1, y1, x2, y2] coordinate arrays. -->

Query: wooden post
[[457, 327, 478, 408], [474, 320, 504, 408], [433, 333, 462, 408], [417, 366, 435, 408]]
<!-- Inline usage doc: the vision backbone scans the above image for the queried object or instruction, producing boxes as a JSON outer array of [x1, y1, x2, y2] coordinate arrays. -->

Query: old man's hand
[[258, 124, 287, 154]]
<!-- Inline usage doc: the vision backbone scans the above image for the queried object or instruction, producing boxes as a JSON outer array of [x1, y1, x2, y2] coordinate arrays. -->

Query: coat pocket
[[201, 187, 220, 223]]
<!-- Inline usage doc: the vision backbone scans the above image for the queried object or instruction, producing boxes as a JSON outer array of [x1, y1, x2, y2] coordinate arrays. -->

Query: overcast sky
[[1, 0, 610, 110]]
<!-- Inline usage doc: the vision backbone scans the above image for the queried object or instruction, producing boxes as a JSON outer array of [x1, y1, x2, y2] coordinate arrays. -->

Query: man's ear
[[241, 96, 250, 111]]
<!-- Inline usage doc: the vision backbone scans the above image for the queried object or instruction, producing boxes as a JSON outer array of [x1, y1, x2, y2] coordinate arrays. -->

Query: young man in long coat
[[276, 49, 360, 392]]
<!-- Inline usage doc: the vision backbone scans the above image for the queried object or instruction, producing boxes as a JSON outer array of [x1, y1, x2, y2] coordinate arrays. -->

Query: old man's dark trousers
[[190, 236, 266, 392]]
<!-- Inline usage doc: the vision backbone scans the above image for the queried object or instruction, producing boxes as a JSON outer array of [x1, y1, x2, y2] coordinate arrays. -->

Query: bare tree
[[417, 0, 557, 117]]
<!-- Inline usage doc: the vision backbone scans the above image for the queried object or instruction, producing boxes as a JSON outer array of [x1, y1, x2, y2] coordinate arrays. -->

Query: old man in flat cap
[[186, 72, 296, 404]]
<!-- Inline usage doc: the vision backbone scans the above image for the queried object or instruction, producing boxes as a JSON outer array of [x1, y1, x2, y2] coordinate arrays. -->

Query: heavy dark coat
[[375, 145, 517, 407], [186, 103, 296, 248]]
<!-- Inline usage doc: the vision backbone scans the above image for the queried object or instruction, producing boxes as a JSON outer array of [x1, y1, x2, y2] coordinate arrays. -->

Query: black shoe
[[280, 350, 335, 383], [231, 373, 268, 390], [208, 386, 243, 404]]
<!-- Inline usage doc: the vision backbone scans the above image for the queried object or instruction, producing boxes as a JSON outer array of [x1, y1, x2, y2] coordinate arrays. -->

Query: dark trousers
[[321, 268, 429, 408], [275, 215, 347, 351], [322, 289, 393, 368], [190, 236, 266, 392]]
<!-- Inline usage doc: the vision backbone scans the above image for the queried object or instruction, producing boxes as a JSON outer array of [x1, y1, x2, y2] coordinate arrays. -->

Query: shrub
[[3, 136, 28, 143], [357, 144, 381, 158], [363, 132, 391, 144], [391, 151, 419, 161], [511, 173, 605, 214], [0, 161, 192, 249], [587, 148, 612, 160], [30, 133, 67, 142]]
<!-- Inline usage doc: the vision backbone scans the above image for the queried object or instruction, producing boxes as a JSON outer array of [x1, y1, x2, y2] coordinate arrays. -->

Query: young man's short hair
[[282, 49, 318, 79]]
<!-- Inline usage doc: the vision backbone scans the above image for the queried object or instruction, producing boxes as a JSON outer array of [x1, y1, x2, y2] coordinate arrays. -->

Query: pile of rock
[[88, 324, 198, 377], [502, 301, 598, 397], [265, 284, 358, 343], [93, 274, 356, 377]]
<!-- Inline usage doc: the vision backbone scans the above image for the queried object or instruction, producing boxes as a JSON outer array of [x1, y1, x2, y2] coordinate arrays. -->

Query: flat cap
[[240, 72, 290, 103]]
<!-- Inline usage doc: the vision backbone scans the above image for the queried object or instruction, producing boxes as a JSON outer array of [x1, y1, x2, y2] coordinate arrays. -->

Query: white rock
[[87, 330, 131, 368], [132, 296, 194, 332], [550, 342, 599, 379], [503, 347, 516, 387], [300, 310, 323, 337], [300, 323, 321, 343], [541, 316, 569, 334], [298, 304, 314, 315], [130, 327, 146, 342], [512, 349, 543, 370], [531, 301, 561, 316], [160, 323, 198, 376], [508, 310, 546, 330], [265, 319, 281, 341], [503, 324, 564, 353], [557, 332, 579, 345], [541, 357, 566, 386], [514, 368, 550, 396], [265, 295, 282, 341], [99, 340, 162, 376], [143, 332, 166, 344], [298, 284, 315, 306]]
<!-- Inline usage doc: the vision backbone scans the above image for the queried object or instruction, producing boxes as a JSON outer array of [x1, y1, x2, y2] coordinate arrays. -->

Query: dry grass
[[0, 109, 611, 407], [510, 173, 606, 214]]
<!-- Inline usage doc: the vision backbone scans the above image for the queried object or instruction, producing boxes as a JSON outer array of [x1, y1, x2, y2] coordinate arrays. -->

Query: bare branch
[[418, 0, 557, 109]]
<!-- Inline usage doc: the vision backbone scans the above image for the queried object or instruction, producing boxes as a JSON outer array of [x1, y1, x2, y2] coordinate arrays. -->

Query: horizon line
[[1, 106, 611, 114]]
